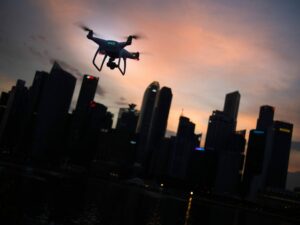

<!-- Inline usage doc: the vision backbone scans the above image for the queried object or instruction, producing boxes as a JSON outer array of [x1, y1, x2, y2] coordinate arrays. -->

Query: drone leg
[[117, 57, 126, 75], [93, 49, 107, 72], [99, 54, 108, 71]]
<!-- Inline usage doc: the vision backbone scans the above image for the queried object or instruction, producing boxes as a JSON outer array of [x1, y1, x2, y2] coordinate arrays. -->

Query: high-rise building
[[116, 104, 139, 134], [263, 121, 293, 189], [223, 91, 240, 122], [242, 129, 267, 197], [32, 62, 76, 165], [215, 131, 246, 194], [204, 91, 240, 189], [71, 101, 108, 166], [75, 75, 99, 112], [169, 116, 197, 179], [0, 91, 10, 125], [0, 92, 10, 106], [16, 71, 49, 157], [0, 80, 28, 152], [147, 86, 172, 177], [205, 110, 235, 153], [256, 105, 274, 130], [135, 81, 160, 165]]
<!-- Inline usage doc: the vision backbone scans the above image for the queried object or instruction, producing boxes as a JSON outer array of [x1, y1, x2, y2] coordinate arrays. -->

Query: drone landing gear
[[117, 57, 126, 75], [92, 48, 127, 75], [92, 48, 107, 72]]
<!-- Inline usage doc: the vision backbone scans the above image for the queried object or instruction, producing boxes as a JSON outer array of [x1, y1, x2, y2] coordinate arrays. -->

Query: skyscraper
[[256, 105, 274, 130], [205, 110, 235, 153], [135, 81, 160, 165], [215, 131, 246, 194], [116, 104, 139, 134], [71, 101, 108, 166], [0, 80, 28, 152], [169, 116, 197, 179], [204, 91, 240, 189], [264, 121, 293, 189], [223, 91, 240, 127], [32, 62, 76, 165], [242, 129, 267, 196], [75, 75, 99, 113], [147, 86, 172, 177], [16, 71, 49, 156]]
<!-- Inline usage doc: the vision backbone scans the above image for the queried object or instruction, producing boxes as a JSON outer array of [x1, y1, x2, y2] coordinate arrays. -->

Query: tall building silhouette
[[205, 110, 235, 153], [223, 91, 240, 128], [169, 116, 196, 179], [242, 129, 267, 197], [243, 106, 275, 198], [204, 91, 240, 189], [72, 101, 108, 166], [32, 62, 76, 165], [75, 75, 99, 113], [256, 105, 274, 130], [16, 71, 49, 156], [215, 131, 246, 194], [135, 81, 160, 165], [147, 86, 172, 177], [0, 91, 9, 106], [116, 104, 139, 134], [263, 121, 293, 189], [0, 92, 10, 127], [0, 80, 28, 152]]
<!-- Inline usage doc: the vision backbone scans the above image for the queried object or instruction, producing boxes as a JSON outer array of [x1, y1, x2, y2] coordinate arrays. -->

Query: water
[[0, 166, 298, 225]]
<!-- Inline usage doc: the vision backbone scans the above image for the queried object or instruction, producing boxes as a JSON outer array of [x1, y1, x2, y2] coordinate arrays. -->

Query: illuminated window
[[279, 128, 291, 133], [253, 130, 264, 134]]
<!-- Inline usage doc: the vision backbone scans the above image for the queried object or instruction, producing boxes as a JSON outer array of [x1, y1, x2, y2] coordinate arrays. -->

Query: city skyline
[[0, 0, 299, 172]]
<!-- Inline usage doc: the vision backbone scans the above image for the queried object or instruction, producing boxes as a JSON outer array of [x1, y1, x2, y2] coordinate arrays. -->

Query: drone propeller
[[75, 22, 100, 35], [75, 22, 92, 31], [123, 32, 147, 40]]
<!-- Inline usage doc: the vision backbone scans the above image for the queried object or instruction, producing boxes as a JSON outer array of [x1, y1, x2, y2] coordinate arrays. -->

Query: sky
[[0, 0, 300, 172]]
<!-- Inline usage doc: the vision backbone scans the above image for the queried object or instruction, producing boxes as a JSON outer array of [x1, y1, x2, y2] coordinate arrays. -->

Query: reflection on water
[[0, 168, 298, 225], [184, 196, 193, 225]]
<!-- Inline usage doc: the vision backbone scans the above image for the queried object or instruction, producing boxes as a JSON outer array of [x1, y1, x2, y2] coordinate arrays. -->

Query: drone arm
[[117, 58, 126, 75]]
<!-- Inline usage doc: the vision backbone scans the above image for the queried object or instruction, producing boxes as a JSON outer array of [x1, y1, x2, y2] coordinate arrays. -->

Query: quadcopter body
[[84, 27, 140, 75]]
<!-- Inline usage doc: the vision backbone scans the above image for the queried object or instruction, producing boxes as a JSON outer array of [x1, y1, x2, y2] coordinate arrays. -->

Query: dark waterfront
[[1, 162, 299, 225]]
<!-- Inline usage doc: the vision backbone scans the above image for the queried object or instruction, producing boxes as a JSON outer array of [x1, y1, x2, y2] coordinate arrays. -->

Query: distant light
[[195, 147, 205, 151], [190, 191, 194, 196], [279, 128, 291, 133], [253, 130, 264, 135], [90, 101, 96, 108], [160, 183, 164, 187], [130, 140, 137, 145], [151, 89, 157, 93]]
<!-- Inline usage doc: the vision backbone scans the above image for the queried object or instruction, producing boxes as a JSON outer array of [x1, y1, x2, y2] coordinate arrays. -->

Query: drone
[[81, 25, 141, 75]]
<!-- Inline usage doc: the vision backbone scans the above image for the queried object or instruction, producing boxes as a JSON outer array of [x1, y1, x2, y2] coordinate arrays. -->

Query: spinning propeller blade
[[75, 22, 100, 35], [123, 32, 147, 40]]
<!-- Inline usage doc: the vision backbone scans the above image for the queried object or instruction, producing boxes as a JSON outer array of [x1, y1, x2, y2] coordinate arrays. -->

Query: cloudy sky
[[0, 0, 300, 172]]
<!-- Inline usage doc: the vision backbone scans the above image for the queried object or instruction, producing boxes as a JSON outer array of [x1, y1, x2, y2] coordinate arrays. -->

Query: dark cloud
[[30, 34, 47, 42], [166, 130, 176, 137], [96, 85, 106, 97], [287, 172, 300, 190], [292, 141, 300, 151], [28, 46, 44, 58], [114, 97, 128, 106], [49, 59, 82, 78]]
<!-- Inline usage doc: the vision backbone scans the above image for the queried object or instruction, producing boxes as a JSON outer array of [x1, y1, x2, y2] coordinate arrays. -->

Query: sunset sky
[[0, 0, 300, 172]]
